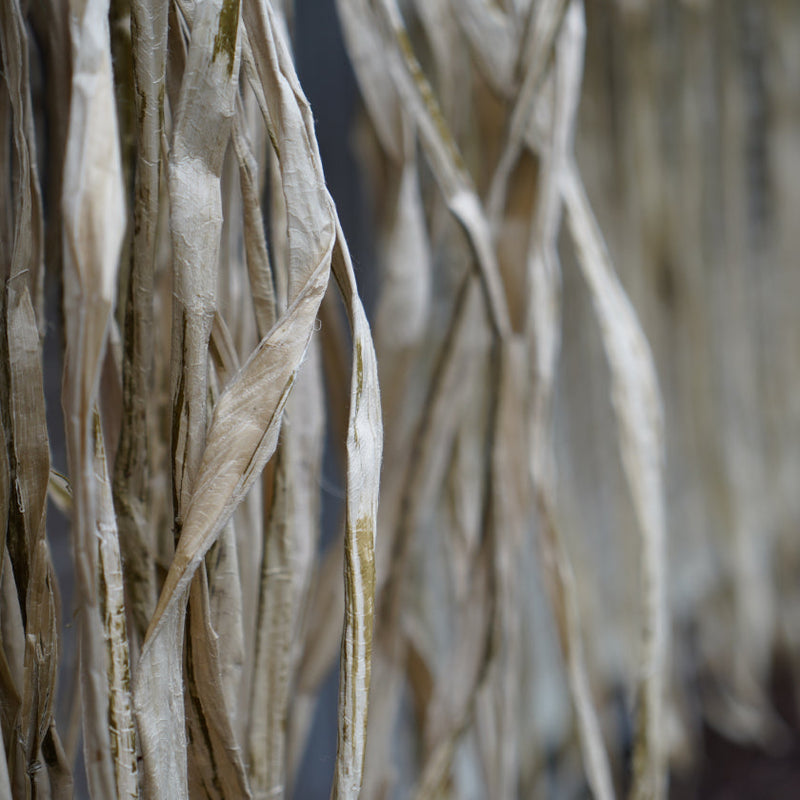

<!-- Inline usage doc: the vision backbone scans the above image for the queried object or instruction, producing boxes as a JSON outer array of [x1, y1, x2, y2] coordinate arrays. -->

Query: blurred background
[[37, 0, 800, 797], [287, 0, 800, 796]]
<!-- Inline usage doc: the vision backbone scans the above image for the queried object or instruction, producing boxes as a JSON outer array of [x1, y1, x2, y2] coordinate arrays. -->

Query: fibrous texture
[[2, 0, 381, 797], [3, 0, 800, 798]]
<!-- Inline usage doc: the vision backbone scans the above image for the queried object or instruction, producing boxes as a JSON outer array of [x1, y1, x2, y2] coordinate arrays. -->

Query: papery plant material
[[134, 0, 247, 795], [246, 343, 324, 800], [526, 6, 615, 799], [562, 161, 667, 800], [0, 0, 45, 323], [450, 0, 519, 97], [369, 0, 512, 339], [485, 0, 569, 223], [248, 445, 293, 798], [165, 1, 252, 795], [93, 412, 138, 799], [11, 0, 800, 797], [168, 0, 240, 533], [232, 109, 277, 337], [329, 223, 382, 799], [0, 1, 65, 794], [62, 0, 133, 796], [0, 721, 10, 798], [112, 0, 169, 646], [131, 2, 381, 799], [0, 3, 67, 793], [243, 9, 382, 797]]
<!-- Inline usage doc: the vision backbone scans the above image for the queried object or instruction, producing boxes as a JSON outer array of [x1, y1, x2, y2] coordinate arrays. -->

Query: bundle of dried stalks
[[2, 0, 380, 797]]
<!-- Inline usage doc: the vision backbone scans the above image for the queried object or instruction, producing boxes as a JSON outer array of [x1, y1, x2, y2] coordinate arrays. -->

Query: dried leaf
[[563, 161, 667, 800], [112, 0, 169, 644], [526, 6, 615, 799], [1, 2, 66, 793], [94, 412, 138, 799], [62, 0, 132, 794]]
